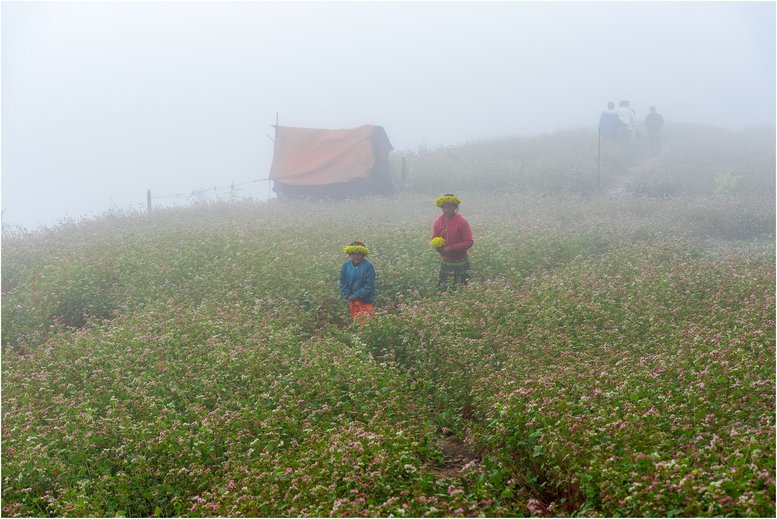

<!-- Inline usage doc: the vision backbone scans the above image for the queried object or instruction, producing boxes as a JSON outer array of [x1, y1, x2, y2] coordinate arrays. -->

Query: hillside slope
[[2, 126, 774, 517]]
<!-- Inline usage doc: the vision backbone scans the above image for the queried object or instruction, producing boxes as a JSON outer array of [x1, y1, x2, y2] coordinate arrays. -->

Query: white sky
[[2, 0, 775, 229]]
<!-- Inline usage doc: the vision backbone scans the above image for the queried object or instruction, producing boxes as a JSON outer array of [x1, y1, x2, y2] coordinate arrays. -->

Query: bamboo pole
[[597, 129, 601, 190], [401, 157, 407, 190]]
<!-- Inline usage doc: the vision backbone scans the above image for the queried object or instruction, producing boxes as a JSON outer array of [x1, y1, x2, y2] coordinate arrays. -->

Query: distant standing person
[[617, 100, 636, 142], [339, 241, 376, 327], [599, 101, 622, 142], [644, 106, 665, 156], [432, 194, 474, 289]]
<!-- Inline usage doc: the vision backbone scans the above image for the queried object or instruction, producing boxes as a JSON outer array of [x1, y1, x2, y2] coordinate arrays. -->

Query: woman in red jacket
[[431, 194, 474, 288]]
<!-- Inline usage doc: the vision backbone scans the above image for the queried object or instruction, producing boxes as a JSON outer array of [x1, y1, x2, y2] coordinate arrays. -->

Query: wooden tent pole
[[268, 113, 279, 200]]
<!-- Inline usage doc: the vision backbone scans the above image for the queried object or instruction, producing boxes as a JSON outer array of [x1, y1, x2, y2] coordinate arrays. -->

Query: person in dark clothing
[[599, 101, 622, 142], [644, 106, 665, 156]]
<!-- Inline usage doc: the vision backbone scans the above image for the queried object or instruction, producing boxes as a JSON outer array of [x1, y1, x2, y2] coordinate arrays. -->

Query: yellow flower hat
[[343, 244, 370, 256], [435, 194, 461, 207]]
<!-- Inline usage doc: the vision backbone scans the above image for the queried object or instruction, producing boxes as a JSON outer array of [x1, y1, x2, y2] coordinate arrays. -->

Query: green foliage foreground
[[2, 192, 773, 517], [2, 127, 776, 517]]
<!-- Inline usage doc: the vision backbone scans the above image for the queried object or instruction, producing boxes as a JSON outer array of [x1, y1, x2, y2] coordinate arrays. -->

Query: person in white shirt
[[617, 100, 636, 142]]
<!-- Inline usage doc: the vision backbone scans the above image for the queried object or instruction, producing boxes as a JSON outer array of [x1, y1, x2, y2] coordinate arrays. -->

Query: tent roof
[[269, 125, 392, 186]]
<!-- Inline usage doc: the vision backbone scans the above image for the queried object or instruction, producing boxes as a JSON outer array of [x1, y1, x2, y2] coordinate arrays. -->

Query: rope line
[[151, 177, 271, 200]]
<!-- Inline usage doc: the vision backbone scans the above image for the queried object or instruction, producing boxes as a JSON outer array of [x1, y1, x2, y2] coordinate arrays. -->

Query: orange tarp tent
[[269, 125, 392, 186]]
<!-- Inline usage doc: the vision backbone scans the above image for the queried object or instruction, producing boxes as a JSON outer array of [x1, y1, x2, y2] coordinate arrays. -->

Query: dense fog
[[2, 1, 775, 230]]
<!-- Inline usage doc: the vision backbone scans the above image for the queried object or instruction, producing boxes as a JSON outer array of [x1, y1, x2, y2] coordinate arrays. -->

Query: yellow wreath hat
[[435, 194, 461, 207], [343, 244, 370, 256]]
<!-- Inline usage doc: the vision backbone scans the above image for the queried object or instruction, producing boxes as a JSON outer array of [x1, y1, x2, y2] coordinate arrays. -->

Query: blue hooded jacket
[[339, 259, 375, 304]]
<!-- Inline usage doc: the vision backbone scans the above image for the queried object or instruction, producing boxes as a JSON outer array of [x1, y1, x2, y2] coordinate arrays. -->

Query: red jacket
[[433, 213, 474, 261]]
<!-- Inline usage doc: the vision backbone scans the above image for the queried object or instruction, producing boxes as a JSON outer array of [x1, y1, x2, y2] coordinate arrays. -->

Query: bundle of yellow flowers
[[430, 237, 446, 249]]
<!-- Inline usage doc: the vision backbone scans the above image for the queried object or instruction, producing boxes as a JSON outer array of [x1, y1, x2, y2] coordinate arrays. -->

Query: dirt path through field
[[427, 435, 481, 478], [607, 159, 650, 197]]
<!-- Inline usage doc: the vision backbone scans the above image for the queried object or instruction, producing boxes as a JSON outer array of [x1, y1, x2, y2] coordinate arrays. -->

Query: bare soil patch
[[428, 436, 481, 478]]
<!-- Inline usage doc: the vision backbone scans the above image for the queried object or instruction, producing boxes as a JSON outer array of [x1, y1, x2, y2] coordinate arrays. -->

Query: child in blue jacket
[[339, 241, 375, 326]]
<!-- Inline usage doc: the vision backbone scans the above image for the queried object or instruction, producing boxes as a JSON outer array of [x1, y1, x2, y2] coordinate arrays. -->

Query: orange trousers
[[349, 300, 375, 326]]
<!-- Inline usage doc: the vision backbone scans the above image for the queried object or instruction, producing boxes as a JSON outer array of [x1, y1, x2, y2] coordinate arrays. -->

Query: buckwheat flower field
[[2, 126, 775, 517]]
